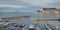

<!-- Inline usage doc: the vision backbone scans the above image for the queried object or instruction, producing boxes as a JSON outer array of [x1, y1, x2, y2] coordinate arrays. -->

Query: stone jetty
[[1, 16, 29, 20]]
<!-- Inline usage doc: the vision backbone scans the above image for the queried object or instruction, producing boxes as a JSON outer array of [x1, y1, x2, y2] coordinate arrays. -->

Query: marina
[[0, 12, 60, 30], [0, 0, 60, 30]]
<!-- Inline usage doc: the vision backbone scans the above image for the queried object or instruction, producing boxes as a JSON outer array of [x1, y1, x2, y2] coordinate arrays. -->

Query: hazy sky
[[0, 0, 60, 12]]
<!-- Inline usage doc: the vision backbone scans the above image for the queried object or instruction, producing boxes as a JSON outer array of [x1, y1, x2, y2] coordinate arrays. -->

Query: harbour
[[0, 0, 60, 30], [0, 12, 60, 30]]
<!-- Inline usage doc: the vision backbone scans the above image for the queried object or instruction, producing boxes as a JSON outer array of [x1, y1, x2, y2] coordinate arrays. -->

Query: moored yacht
[[29, 24, 41, 30], [46, 24, 60, 30], [29, 24, 35, 30]]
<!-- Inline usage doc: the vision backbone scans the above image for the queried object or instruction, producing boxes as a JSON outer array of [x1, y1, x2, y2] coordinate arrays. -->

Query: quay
[[31, 18, 60, 21]]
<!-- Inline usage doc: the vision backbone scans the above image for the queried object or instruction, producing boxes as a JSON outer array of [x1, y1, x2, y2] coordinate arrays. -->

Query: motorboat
[[29, 23, 41, 30], [46, 24, 60, 30]]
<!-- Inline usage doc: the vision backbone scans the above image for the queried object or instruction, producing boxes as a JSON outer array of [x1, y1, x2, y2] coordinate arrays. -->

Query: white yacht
[[29, 24, 35, 30], [29, 24, 41, 30], [46, 24, 60, 30]]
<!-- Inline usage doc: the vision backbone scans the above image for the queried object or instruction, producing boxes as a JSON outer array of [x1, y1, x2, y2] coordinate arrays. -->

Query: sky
[[0, 0, 60, 12]]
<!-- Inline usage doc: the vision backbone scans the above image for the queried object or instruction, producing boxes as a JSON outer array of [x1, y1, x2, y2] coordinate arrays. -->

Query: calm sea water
[[0, 12, 60, 30]]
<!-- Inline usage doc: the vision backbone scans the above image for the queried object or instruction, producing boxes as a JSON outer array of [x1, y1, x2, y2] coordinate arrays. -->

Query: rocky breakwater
[[1, 16, 29, 20]]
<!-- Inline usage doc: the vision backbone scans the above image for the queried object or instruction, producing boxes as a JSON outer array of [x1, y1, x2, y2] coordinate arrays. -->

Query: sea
[[0, 12, 60, 30]]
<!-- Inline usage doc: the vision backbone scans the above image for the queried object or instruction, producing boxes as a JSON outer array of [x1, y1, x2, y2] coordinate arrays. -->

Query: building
[[37, 8, 60, 14]]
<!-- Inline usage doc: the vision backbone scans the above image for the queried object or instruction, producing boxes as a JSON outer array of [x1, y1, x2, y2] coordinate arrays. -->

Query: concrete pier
[[31, 18, 60, 21]]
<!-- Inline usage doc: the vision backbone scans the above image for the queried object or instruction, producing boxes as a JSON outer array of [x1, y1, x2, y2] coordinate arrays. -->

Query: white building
[[38, 8, 60, 14]]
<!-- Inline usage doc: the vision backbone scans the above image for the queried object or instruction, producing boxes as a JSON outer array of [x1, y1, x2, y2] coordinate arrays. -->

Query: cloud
[[21, 0, 60, 7], [0, 4, 28, 8], [0, 1, 4, 2], [0, 0, 60, 8]]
